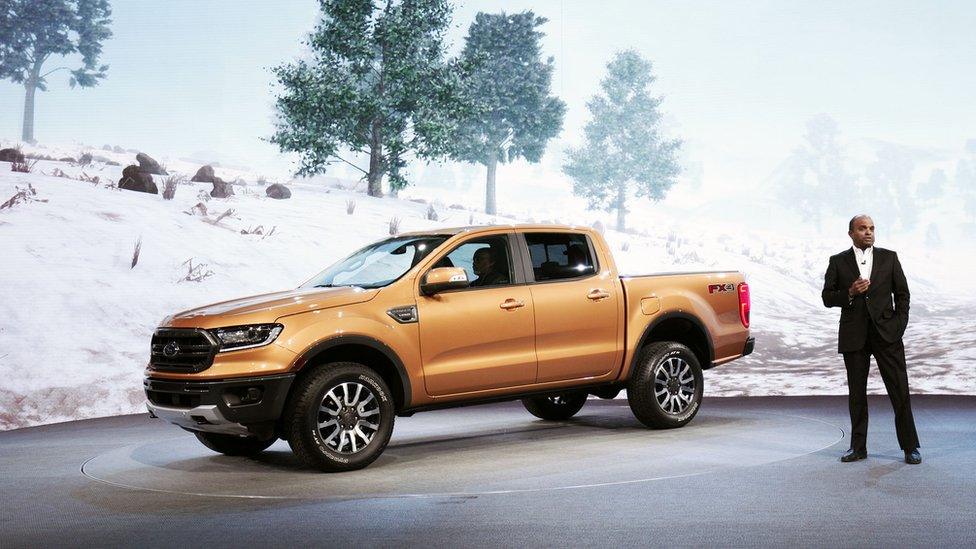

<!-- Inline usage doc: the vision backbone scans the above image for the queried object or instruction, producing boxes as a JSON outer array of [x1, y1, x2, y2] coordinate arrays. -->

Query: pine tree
[[563, 50, 680, 232], [918, 168, 946, 203], [774, 114, 853, 229], [866, 144, 915, 231], [955, 140, 976, 222], [0, 0, 112, 143], [451, 11, 565, 214], [271, 0, 463, 197]]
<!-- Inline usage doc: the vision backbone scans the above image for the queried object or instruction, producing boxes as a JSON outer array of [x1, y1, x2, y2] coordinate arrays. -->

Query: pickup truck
[[145, 224, 754, 471]]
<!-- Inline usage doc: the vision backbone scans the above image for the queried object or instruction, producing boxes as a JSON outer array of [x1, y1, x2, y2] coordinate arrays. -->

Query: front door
[[417, 233, 537, 396]]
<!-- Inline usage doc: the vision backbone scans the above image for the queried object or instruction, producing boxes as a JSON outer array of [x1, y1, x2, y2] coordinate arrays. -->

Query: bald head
[[848, 215, 875, 250], [849, 214, 871, 232]]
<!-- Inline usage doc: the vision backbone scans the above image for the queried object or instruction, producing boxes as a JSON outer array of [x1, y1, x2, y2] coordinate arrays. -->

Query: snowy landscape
[[2, 141, 974, 430]]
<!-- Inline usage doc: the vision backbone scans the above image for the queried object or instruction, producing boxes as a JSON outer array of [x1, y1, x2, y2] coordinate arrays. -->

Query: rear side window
[[524, 233, 596, 282]]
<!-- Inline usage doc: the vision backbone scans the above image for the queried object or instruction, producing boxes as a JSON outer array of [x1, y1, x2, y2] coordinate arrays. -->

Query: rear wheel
[[627, 342, 703, 429], [522, 392, 588, 420], [284, 362, 395, 472], [194, 432, 276, 456]]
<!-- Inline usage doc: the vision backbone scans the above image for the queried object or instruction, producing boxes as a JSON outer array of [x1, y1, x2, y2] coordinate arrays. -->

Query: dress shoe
[[905, 449, 921, 464], [841, 448, 867, 462]]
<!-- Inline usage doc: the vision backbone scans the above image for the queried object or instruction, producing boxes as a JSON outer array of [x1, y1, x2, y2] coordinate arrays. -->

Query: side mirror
[[421, 267, 470, 296]]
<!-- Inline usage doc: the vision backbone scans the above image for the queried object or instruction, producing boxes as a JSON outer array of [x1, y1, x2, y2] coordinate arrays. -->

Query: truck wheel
[[194, 432, 276, 456], [627, 342, 704, 429], [522, 392, 588, 420], [284, 362, 395, 472]]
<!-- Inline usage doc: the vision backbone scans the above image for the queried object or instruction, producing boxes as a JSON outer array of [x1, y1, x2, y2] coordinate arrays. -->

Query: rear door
[[417, 232, 537, 396], [518, 231, 620, 383]]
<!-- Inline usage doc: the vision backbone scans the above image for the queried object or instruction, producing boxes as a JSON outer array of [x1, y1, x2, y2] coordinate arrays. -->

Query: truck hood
[[163, 286, 379, 329]]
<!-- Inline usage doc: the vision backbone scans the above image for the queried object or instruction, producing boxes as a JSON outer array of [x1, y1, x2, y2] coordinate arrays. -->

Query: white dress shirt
[[852, 245, 873, 280]]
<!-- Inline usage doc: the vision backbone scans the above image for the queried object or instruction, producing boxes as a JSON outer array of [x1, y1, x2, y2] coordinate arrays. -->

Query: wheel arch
[[292, 335, 411, 410], [633, 312, 714, 374]]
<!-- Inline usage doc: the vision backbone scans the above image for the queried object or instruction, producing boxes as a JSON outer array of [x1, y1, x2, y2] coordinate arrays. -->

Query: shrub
[[346, 199, 356, 214], [162, 176, 179, 200], [78, 172, 100, 185], [179, 258, 214, 283], [0, 183, 47, 210], [425, 203, 438, 221], [389, 217, 401, 235], [131, 236, 142, 269], [10, 158, 39, 173]]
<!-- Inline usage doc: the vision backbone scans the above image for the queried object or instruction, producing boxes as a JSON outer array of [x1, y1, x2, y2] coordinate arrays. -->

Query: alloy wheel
[[317, 381, 381, 454], [654, 357, 696, 414]]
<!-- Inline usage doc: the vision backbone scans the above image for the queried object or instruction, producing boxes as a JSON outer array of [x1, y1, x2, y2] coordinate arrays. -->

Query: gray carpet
[[1, 395, 973, 547]]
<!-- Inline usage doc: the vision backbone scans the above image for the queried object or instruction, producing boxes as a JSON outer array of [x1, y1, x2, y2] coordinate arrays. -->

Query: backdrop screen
[[1, 0, 974, 429]]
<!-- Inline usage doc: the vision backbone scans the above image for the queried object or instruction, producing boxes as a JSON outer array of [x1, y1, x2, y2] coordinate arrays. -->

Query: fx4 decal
[[708, 283, 735, 294]]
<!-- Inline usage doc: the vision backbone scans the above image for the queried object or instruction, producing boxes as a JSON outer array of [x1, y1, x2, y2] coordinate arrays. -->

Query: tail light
[[737, 282, 751, 328]]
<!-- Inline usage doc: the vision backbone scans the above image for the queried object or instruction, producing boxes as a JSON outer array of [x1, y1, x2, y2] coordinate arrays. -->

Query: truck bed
[[619, 271, 750, 369]]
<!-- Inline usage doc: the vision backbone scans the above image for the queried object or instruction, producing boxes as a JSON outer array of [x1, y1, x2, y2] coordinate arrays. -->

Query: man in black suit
[[822, 215, 921, 464]]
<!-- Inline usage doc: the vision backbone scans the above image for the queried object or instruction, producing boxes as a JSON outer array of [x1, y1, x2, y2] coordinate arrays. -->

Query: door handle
[[499, 299, 525, 310], [587, 289, 611, 301]]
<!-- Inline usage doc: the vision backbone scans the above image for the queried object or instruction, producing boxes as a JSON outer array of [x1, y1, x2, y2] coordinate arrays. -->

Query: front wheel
[[627, 342, 704, 429], [522, 392, 588, 420], [194, 432, 276, 456], [284, 362, 395, 472]]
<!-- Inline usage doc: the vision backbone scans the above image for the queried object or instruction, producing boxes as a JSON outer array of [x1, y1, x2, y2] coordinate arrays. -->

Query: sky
[[2, 0, 975, 188]]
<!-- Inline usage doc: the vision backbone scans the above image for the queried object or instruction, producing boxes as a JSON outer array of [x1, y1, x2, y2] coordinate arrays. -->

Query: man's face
[[848, 216, 875, 249], [473, 249, 494, 276]]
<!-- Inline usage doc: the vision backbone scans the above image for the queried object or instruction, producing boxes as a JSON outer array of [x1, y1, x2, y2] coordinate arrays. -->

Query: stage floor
[[2, 395, 974, 546]]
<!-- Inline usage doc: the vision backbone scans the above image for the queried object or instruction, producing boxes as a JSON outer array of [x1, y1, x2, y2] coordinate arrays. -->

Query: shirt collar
[[852, 245, 873, 258]]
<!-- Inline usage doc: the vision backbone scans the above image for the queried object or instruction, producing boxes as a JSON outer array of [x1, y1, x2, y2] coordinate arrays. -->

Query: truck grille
[[149, 328, 219, 373]]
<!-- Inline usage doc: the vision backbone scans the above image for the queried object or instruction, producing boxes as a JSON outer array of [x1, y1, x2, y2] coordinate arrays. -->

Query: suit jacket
[[822, 247, 910, 353]]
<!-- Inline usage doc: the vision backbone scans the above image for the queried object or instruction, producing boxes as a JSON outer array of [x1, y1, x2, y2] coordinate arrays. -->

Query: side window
[[525, 233, 596, 282], [436, 235, 514, 289]]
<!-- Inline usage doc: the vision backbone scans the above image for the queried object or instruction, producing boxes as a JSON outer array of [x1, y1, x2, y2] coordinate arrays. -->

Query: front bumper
[[144, 374, 295, 437]]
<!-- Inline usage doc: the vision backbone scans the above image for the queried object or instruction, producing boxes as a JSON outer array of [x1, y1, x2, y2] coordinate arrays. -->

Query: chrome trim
[[386, 305, 418, 324], [212, 324, 284, 353], [150, 328, 221, 373], [146, 401, 251, 436]]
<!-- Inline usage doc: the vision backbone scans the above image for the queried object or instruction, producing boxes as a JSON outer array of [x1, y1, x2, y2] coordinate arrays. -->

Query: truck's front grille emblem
[[162, 341, 180, 357], [150, 328, 219, 373]]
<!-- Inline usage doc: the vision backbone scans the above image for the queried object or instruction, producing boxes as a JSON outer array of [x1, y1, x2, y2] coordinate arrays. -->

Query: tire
[[284, 362, 395, 472], [194, 432, 276, 456], [522, 391, 588, 420], [627, 341, 704, 429]]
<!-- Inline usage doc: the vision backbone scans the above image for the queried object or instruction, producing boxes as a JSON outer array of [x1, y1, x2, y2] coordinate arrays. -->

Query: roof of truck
[[397, 223, 595, 237]]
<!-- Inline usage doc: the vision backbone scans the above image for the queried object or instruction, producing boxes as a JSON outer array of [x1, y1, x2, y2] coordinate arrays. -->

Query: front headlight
[[211, 324, 284, 352]]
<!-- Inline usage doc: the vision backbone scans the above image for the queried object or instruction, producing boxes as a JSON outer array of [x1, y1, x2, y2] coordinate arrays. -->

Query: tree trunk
[[22, 83, 37, 143], [485, 149, 498, 215], [615, 183, 628, 232], [367, 120, 383, 197], [21, 60, 43, 143], [616, 183, 627, 232]]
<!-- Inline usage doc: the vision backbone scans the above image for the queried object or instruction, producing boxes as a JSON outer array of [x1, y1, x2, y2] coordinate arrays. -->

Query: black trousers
[[843, 322, 920, 451]]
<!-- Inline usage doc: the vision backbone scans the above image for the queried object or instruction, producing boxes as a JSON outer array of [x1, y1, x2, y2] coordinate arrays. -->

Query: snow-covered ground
[[1, 142, 974, 430]]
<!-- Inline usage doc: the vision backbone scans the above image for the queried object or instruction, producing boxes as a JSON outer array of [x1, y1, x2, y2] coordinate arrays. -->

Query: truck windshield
[[302, 235, 449, 290]]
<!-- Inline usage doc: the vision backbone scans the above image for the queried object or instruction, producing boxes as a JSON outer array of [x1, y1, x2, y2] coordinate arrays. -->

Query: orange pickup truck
[[145, 224, 754, 471]]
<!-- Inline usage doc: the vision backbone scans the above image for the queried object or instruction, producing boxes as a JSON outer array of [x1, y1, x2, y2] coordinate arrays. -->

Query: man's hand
[[848, 277, 870, 298]]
